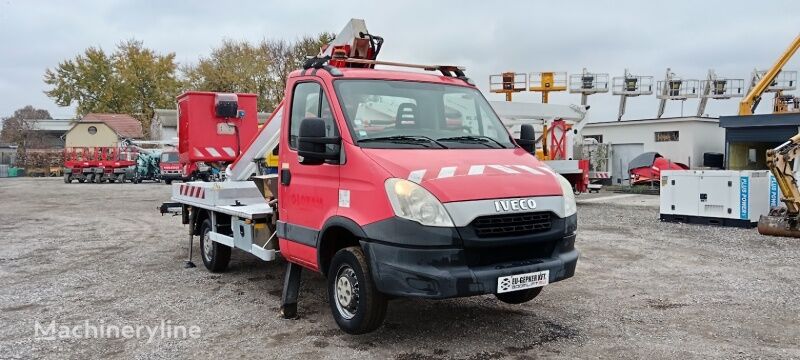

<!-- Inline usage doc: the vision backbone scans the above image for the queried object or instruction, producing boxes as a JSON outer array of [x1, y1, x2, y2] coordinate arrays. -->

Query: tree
[[43, 40, 181, 137], [182, 32, 335, 112], [0, 106, 53, 166]]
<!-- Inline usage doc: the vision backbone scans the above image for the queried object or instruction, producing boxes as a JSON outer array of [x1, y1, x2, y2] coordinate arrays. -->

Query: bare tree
[[1, 106, 52, 166]]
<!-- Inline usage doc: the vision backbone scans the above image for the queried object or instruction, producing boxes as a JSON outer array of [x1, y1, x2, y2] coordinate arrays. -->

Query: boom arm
[[767, 134, 800, 215], [227, 102, 284, 181], [739, 34, 800, 115]]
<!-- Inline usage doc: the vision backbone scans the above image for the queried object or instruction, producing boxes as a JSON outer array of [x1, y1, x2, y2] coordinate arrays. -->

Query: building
[[719, 112, 800, 170], [0, 144, 15, 165], [151, 109, 177, 144], [22, 119, 73, 148], [0, 118, 73, 168], [65, 113, 143, 148], [582, 116, 725, 184]]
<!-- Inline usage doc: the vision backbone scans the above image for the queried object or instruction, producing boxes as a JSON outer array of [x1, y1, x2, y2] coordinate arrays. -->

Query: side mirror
[[516, 124, 536, 153], [297, 117, 341, 165]]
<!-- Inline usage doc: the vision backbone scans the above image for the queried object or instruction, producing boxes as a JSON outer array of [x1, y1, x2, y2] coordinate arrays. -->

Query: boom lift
[[746, 34, 800, 237], [568, 68, 609, 106], [612, 69, 654, 121], [488, 71, 591, 191], [655, 68, 699, 118], [696, 70, 744, 117], [161, 19, 580, 334]]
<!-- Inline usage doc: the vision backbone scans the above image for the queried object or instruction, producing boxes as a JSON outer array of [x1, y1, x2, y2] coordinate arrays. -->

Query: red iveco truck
[[162, 19, 578, 334]]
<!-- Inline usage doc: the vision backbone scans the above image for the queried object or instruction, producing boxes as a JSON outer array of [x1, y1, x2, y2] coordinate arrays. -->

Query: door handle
[[281, 168, 291, 185]]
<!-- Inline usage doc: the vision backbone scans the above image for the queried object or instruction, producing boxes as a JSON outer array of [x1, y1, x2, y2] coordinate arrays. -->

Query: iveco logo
[[494, 198, 537, 212]]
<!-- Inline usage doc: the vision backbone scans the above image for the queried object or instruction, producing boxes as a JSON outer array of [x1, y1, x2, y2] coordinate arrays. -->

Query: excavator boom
[[755, 34, 800, 237], [739, 34, 800, 116]]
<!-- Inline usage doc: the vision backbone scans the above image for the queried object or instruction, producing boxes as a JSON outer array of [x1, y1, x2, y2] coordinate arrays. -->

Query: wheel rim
[[334, 266, 359, 320], [203, 231, 213, 261]]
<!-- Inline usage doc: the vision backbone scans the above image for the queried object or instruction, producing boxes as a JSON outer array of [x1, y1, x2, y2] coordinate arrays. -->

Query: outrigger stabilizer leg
[[184, 233, 196, 268], [281, 262, 302, 318]]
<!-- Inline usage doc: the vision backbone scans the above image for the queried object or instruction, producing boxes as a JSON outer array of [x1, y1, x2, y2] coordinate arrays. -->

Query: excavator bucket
[[757, 211, 800, 238]]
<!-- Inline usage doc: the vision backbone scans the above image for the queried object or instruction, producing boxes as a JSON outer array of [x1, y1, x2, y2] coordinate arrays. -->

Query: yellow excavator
[[752, 34, 800, 237]]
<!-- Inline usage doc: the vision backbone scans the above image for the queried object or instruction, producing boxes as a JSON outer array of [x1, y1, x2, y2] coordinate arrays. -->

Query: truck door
[[278, 80, 340, 270]]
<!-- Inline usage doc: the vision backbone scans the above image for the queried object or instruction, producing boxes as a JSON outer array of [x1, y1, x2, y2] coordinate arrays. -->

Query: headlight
[[384, 178, 454, 227], [556, 174, 577, 217]]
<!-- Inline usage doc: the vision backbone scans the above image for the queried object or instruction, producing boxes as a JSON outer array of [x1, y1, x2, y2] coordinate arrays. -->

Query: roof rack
[[304, 56, 472, 85]]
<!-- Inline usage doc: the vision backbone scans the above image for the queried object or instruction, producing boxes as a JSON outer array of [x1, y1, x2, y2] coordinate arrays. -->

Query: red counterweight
[[177, 91, 259, 169]]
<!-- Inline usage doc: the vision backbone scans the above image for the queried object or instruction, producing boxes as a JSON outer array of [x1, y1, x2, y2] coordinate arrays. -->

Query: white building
[[151, 109, 177, 144], [581, 116, 725, 184]]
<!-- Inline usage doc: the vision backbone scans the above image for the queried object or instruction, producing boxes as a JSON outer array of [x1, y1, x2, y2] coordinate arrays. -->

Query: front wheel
[[63, 173, 72, 183], [117, 173, 125, 183], [327, 247, 387, 335], [495, 287, 543, 304], [199, 219, 230, 272]]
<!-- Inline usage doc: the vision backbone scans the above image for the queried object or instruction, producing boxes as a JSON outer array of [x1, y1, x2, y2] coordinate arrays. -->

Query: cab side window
[[289, 82, 337, 150]]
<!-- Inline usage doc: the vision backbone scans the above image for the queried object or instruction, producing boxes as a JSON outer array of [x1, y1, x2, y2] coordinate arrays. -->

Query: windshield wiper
[[436, 135, 507, 149], [358, 135, 448, 148]]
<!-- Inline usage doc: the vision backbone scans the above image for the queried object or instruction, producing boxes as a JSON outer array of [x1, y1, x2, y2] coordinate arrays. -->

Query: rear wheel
[[63, 173, 72, 183], [495, 287, 543, 304], [94, 174, 103, 183], [85, 174, 93, 183], [199, 219, 230, 272], [327, 247, 387, 334], [117, 173, 125, 183]]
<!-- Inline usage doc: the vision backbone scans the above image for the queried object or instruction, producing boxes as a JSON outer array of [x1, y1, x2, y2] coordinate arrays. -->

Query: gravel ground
[[1, 178, 798, 359]]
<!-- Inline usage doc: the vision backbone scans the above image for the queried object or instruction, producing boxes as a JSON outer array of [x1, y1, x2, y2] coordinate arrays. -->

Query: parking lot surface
[[1, 178, 798, 359]]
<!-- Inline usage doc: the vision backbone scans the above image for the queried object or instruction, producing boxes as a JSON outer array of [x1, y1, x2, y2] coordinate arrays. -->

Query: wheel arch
[[192, 208, 211, 236], [317, 216, 367, 277]]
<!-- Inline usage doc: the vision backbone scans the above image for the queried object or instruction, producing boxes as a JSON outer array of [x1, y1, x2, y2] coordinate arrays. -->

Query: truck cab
[[159, 150, 183, 184], [275, 67, 578, 332]]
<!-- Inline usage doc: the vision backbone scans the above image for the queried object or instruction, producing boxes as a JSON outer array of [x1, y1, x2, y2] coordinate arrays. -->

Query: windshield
[[161, 152, 179, 162], [335, 80, 514, 149]]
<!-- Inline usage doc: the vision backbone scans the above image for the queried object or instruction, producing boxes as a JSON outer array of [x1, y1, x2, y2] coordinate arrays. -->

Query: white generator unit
[[660, 170, 779, 228]]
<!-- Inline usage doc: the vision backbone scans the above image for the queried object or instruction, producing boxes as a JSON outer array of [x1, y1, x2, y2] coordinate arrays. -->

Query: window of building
[[583, 134, 603, 143], [88, 126, 97, 135], [654, 131, 679, 142]]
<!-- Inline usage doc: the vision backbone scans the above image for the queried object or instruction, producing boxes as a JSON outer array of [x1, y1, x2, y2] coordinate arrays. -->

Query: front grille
[[470, 212, 552, 238], [464, 242, 555, 267]]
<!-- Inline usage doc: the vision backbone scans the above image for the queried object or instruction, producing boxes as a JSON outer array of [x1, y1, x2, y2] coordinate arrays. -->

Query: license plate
[[497, 270, 549, 293]]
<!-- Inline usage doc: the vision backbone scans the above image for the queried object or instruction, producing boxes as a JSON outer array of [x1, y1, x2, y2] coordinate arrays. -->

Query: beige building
[[65, 122, 119, 147], [64, 113, 144, 148]]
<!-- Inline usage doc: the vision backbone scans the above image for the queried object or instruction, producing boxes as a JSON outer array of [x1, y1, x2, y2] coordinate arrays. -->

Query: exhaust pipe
[[757, 214, 800, 238]]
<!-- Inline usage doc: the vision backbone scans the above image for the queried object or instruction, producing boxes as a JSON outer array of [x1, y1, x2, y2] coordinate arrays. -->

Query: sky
[[0, 0, 798, 123]]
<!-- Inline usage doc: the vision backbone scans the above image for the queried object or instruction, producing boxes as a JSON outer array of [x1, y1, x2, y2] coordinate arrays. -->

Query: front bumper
[[362, 238, 577, 298], [360, 214, 578, 299], [160, 172, 183, 180]]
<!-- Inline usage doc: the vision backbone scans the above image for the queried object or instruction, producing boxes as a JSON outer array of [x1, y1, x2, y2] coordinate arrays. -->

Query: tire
[[165, 179, 172, 185], [199, 219, 230, 272], [85, 174, 93, 183], [117, 174, 125, 183], [63, 173, 72, 183], [327, 246, 388, 334], [94, 174, 103, 184], [495, 287, 543, 305]]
